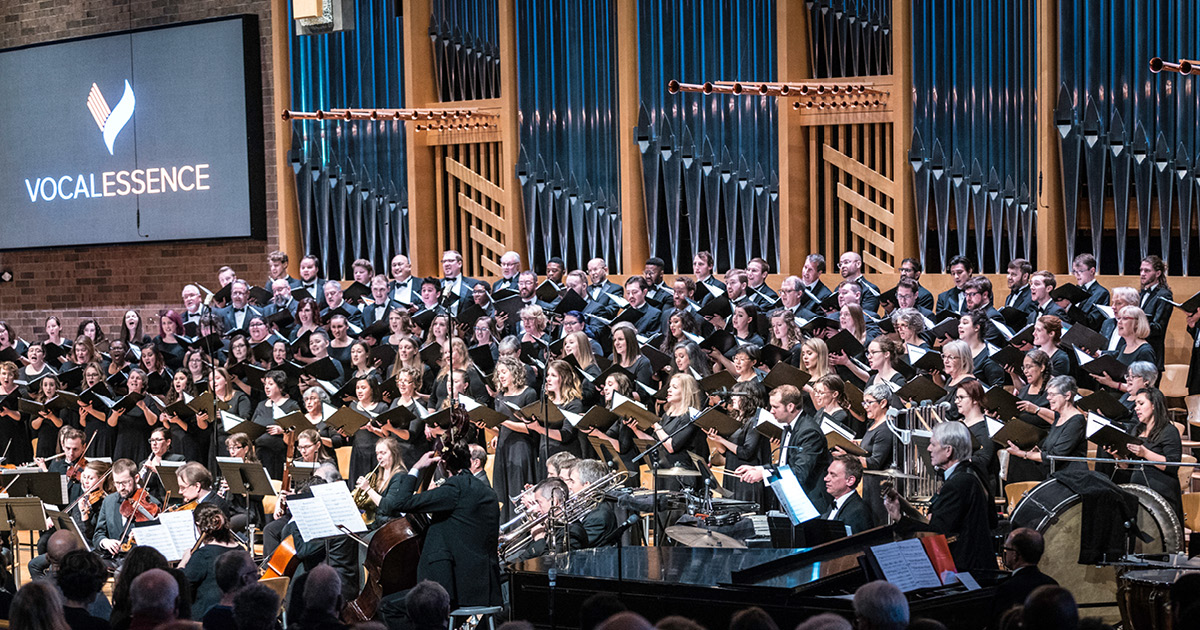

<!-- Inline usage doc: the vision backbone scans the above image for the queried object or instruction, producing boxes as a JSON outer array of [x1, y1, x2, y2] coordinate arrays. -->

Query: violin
[[65, 457, 87, 483], [120, 487, 161, 522], [166, 498, 199, 513], [79, 488, 105, 520]]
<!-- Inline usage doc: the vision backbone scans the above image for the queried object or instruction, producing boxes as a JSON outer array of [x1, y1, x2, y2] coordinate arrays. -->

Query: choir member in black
[[106, 339, 132, 384], [1006, 375, 1088, 481], [298, 330, 345, 395], [21, 342, 55, 383], [32, 374, 77, 458], [642, 373, 707, 490], [705, 381, 769, 505], [225, 334, 253, 375], [0, 322, 16, 356], [959, 310, 1005, 387], [251, 370, 302, 480], [348, 377, 390, 485], [611, 323, 654, 386], [813, 374, 854, 436], [382, 310, 417, 349], [1188, 308, 1200, 395], [835, 384, 897, 527], [222, 432, 264, 532], [1110, 387, 1184, 521], [327, 315, 355, 371], [161, 370, 210, 464], [670, 341, 711, 379], [1005, 350, 1055, 482], [153, 310, 187, 371], [291, 299, 323, 349], [432, 337, 487, 408], [77, 362, 116, 457], [892, 308, 929, 350], [206, 367, 250, 457], [110, 368, 159, 462], [302, 385, 347, 454], [767, 309, 806, 360], [1093, 306, 1158, 392], [585, 372, 640, 481], [470, 316, 502, 361], [61, 335, 101, 373], [730, 304, 764, 347], [139, 344, 173, 397], [854, 337, 908, 396], [70, 460, 114, 545], [183, 348, 210, 391], [934, 341, 978, 421], [352, 436, 407, 525], [526, 360, 585, 459], [347, 340, 379, 384], [1029, 315, 1071, 377], [953, 379, 1000, 496], [0, 361, 32, 465], [1137, 255, 1173, 370], [562, 332, 602, 380], [424, 313, 453, 349], [143, 426, 185, 504], [269, 339, 290, 371], [798, 338, 835, 412], [660, 311, 700, 356], [489, 357, 539, 521], [838, 304, 871, 351], [393, 335, 432, 395], [1117, 362, 1159, 416], [77, 319, 105, 347], [179, 503, 244, 620], [43, 315, 71, 370], [388, 366, 430, 467], [720, 345, 764, 386], [120, 310, 150, 350]]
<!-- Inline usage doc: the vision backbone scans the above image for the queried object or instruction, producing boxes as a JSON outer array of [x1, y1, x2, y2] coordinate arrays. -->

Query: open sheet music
[[132, 510, 198, 562], [866, 538, 943, 592], [287, 482, 369, 541]]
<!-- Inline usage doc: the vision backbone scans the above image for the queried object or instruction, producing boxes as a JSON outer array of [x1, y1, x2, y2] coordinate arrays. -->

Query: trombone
[[499, 469, 630, 562]]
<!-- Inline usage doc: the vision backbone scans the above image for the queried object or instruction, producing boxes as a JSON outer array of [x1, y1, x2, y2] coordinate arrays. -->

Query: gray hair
[[1127, 361, 1159, 386], [1111, 286, 1139, 305], [130, 568, 179, 617], [941, 340, 974, 375], [315, 462, 342, 483], [931, 421, 973, 463], [303, 386, 331, 404], [892, 307, 926, 334], [1046, 375, 1078, 398], [863, 383, 896, 407], [852, 580, 910, 630]]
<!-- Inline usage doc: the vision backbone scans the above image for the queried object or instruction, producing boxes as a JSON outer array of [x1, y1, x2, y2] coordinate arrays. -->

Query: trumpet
[[499, 469, 630, 562]]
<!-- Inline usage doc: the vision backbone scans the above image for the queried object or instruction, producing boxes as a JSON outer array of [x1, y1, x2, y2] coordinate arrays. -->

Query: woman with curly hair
[[181, 502, 245, 619]]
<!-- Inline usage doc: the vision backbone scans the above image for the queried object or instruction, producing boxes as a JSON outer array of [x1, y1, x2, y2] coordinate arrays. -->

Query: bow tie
[[233, 307, 245, 313], [303, 283, 315, 289]]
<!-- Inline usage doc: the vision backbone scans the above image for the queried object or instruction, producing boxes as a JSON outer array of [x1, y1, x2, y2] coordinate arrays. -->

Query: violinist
[[180, 503, 244, 620], [93, 458, 161, 556], [37, 427, 87, 504], [175, 462, 228, 513], [143, 427, 185, 504], [69, 460, 114, 544], [220, 432, 262, 533]]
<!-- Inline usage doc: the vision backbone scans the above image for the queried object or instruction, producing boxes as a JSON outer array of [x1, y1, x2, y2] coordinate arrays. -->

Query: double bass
[[342, 399, 471, 622]]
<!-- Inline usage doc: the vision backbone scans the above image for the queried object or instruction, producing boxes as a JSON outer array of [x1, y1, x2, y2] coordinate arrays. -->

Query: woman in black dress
[[525, 360, 585, 461], [251, 370, 302, 480], [31, 375, 78, 458], [767, 308, 806, 359], [387, 366, 430, 468], [153, 310, 187, 372], [207, 367, 250, 459], [489, 356, 539, 521], [812, 374, 854, 436], [643, 373, 706, 490], [326, 315, 355, 372], [892, 308, 930, 351], [958, 310, 1005, 387], [139, 344, 173, 397], [0, 361, 32, 466], [120, 310, 150, 350], [933, 340, 979, 421], [20, 342, 55, 384], [835, 383, 898, 528], [111, 368, 159, 462], [1031, 316, 1071, 377], [43, 316, 71, 370], [60, 336, 101, 373], [705, 380, 769, 505], [954, 378, 1000, 496], [1112, 387, 1184, 521], [347, 377, 390, 485], [161, 370, 209, 464], [670, 341, 712, 380], [1006, 375, 1088, 481], [586, 372, 640, 484], [611, 323, 654, 387], [1005, 350, 1055, 482], [1093, 306, 1157, 391], [347, 340, 380, 384], [76, 362, 116, 458]]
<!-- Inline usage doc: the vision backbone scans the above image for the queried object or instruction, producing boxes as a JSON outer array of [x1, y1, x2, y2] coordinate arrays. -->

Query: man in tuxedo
[[659, 277, 700, 336], [885, 421, 996, 573], [746, 257, 779, 307], [1138, 255, 1173, 369], [265, 251, 300, 291], [896, 257, 935, 311], [1061, 253, 1111, 329], [1004, 258, 1033, 312], [586, 258, 623, 301], [563, 459, 619, 548], [440, 249, 480, 307], [1027, 271, 1067, 325], [219, 280, 264, 333], [493, 251, 522, 293], [642, 257, 670, 305], [936, 255, 975, 315], [823, 455, 873, 533], [778, 276, 817, 321], [724, 269, 751, 308], [799, 254, 834, 313], [623, 276, 662, 336], [962, 276, 1009, 344], [95, 458, 161, 555], [388, 254, 420, 307], [693, 251, 725, 291], [181, 284, 205, 328], [376, 442, 502, 609], [321, 280, 364, 329], [895, 278, 934, 318], [989, 528, 1058, 626], [838, 252, 880, 314], [546, 257, 567, 286], [517, 270, 554, 310], [735, 385, 832, 514], [363, 275, 397, 330], [468, 444, 491, 488], [296, 254, 326, 308], [563, 271, 615, 324]]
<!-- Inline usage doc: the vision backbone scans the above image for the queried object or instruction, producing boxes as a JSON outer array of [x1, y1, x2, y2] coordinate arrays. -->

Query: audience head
[[46, 529, 83, 570], [130, 568, 179, 621], [10, 581, 69, 630], [655, 616, 706, 630], [794, 613, 852, 630], [580, 593, 628, 630], [728, 606, 778, 630], [596, 612, 655, 630], [1004, 527, 1045, 570], [304, 564, 343, 615], [57, 550, 108, 606], [233, 583, 282, 630], [1022, 585, 1078, 630], [214, 550, 257, 595], [852, 580, 909, 630], [406, 579, 451, 630]]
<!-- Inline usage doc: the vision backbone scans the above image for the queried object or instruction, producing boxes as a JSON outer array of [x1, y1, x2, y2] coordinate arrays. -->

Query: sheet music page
[[767, 466, 820, 525], [309, 483, 368, 534], [986, 418, 1005, 438], [159, 510, 199, 552], [561, 409, 582, 427], [869, 538, 942, 592], [132, 523, 182, 562], [220, 411, 244, 432], [286, 496, 339, 540]]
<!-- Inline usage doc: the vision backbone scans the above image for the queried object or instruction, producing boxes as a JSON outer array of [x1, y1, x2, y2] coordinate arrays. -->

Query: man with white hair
[[494, 251, 522, 293], [884, 421, 997, 572], [321, 279, 364, 329], [852, 581, 909, 630]]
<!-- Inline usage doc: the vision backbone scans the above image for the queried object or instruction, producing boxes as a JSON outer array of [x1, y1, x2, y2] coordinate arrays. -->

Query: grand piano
[[508, 525, 1006, 630]]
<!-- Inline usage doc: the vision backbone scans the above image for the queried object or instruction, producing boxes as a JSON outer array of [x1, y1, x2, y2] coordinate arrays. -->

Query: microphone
[[616, 513, 640, 534]]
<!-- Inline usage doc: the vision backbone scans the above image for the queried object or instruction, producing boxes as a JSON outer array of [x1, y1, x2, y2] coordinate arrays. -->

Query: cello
[[342, 363, 472, 622], [260, 428, 302, 579]]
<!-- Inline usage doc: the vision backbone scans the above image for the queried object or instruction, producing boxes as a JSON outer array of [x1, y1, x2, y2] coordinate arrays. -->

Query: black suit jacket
[[781, 413, 833, 514], [295, 279, 327, 308], [630, 304, 663, 336], [988, 566, 1058, 626], [377, 471, 502, 607], [362, 300, 399, 330], [1065, 281, 1111, 329], [580, 502, 619, 547], [93, 491, 161, 549], [927, 462, 996, 573], [936, 287, 965, 315], [799, 281, 833, 313], [854, 277, 881, 314], [831, 491, 873, 534], [915, 284, 935, 311], [321, 301, 365, 329], [1026, 301, 1066, 326], [492, 276, 519, 294], [1140, 283, 1173, 368], [219, 304, 265, 334], [588, 280, 624, 302], [1004, 285, 1033, 312], [387, 277, 421, 306]]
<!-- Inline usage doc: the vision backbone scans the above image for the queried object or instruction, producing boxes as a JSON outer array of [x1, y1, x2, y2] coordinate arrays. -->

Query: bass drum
[[1010, 480, 1183, 623]]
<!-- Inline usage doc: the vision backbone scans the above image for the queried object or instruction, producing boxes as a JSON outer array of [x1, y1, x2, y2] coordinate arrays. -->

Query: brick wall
[[0, 0, 278, 342]]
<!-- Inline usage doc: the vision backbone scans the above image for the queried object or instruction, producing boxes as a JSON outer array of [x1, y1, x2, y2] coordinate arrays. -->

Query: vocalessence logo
[[22, 80, 212, 202]]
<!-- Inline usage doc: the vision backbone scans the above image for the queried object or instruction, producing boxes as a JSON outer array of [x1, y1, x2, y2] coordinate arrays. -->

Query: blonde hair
[[564, 332, 596, 370], [667, 373, 702, 415], [941, 340, 975, 376], [801, 337, 832, 379], [547, 360, 583, 403]]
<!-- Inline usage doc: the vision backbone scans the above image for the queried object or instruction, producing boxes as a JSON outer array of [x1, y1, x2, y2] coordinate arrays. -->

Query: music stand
[[45, 508, 89, 552], [218, 459, 276, 550], [7, 471, 70, 506], [156, 462, 186, 503], [586, 436, 628, 473], [0, 497, 48, 584], [287, 462, 319, 489]]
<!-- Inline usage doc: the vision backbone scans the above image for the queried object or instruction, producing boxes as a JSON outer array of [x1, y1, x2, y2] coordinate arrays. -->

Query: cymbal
[[863, 467, 922, 480], [665, 525, 746, 549], [657, 466, 701, 478]]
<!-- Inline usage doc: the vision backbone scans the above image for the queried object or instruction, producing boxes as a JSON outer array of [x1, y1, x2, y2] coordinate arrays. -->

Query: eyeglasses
[[964, 290, 981, 297], [148, 438, 166, 444]]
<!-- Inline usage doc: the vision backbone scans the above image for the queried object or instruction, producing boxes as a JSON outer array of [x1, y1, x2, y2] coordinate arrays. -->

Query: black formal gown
[[1037, 413, 1087, 478], [113, 399, 157, 462], [493, 387, 539, 522], [252, 398, 303, 480], [658, 410, 707, 491], [349, 401, 390, 485], [1007, 384, 1052, 483], [721, 420, 770, 506], [154, 337, 186, 371], [1113, 421, 1183, 520], [859, 419, 897, 528], [966, 418, 999, 497], [34, 407, 78, 458]]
